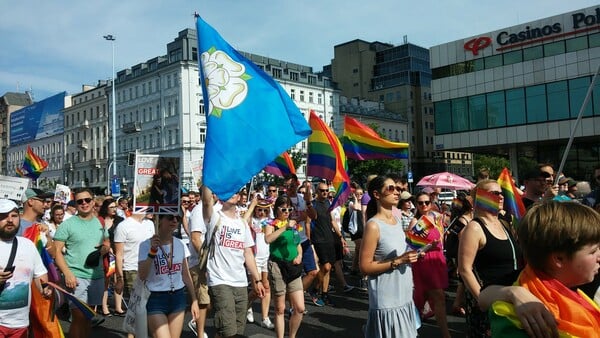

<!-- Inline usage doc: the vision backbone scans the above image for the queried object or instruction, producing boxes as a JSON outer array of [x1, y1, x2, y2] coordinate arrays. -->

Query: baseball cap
[[0, 199, 18, 213], [400, 191, 413, 201], [557, 176, 570, 185], [24, 188, 54, 200], [521, 168, 552, 181]]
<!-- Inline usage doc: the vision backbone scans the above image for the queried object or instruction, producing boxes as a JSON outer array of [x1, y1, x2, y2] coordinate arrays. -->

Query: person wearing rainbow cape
[[479, 201, 600, 338]]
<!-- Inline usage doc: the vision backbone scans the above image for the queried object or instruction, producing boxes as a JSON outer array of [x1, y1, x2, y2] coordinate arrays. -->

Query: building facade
[[0, 92, 33, 176], [331, 39, 472, 180], [431, 5, 600, 181], [63, 82, 109, 192]]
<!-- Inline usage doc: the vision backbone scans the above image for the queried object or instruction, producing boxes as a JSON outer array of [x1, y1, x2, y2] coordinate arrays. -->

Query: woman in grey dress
[[360, 175, 420, 338]]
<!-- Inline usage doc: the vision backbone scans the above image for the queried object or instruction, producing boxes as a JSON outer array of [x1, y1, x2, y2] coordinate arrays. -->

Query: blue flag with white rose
[[195, 16, 312, 200]]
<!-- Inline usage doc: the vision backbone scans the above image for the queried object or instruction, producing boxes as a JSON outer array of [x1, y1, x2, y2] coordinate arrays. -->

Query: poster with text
[[190, 159, 203, 190], [54, 184, 71, 204], [0, 175, 30, 201], [133, 154, 181, 214]]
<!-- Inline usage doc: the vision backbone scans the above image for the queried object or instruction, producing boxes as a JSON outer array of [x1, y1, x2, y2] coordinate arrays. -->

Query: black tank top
[[472, 218, 522, 287]]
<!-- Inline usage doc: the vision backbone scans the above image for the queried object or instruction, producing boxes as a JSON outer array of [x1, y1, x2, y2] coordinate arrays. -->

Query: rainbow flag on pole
[[307, 110, 350, 210], [406, 215, 436, 250], [264, 151, 296, 177], [16, 145, 48, 179], [497, 168, 526, 224], [47, 281, 98, 320], [342, 115, 409, 160]]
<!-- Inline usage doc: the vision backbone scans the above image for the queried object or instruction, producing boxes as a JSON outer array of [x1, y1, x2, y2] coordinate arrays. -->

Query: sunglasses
[[76, 198, 93, 205], [319, 189, 329, 192], [268, 189, 278, 192], [256, 208, 269, 213], [181, 200, 190, 204], [278, 207, 294, 213], [488, 191, 503, 196], [417, 201, 431, 206], [163, 215, 181, 221], [385, 185, 403, 193]]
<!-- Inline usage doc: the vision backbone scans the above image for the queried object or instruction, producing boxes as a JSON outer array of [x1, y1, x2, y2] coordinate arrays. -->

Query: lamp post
[[103, 34, 118, 196]]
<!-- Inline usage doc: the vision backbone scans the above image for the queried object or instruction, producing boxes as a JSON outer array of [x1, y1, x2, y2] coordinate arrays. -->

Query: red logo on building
[[464, 37, 492, 56]]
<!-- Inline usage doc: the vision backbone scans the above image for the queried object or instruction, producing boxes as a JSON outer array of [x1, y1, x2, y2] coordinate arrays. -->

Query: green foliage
[[473, 154, 510, 179]]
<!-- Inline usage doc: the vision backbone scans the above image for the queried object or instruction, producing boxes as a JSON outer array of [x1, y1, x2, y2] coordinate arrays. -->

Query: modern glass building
[[430, 6, 600, 180]]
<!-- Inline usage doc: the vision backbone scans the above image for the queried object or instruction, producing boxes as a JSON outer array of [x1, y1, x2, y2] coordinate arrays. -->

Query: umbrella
[[416, 172, 475, 190]]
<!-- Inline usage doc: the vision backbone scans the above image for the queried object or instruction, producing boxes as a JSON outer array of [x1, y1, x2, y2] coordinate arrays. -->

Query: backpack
[[342, 208, 352, 234]]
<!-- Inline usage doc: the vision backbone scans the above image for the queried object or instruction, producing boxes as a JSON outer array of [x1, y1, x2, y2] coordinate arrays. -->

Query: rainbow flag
[[497, 168, 526, 224], [307, 110, 350, 210], [16, 145, 48, 179], [342, 116, 409, 160], [475, 188, 500, 214], [406, 215, 435, 250], [47, 281, 98, 320], [264, 151, 296, 177]]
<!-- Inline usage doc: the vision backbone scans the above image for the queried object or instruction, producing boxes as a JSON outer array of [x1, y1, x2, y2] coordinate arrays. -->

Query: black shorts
[[333, 237, 344, 261], [312, 242, 336, 265]]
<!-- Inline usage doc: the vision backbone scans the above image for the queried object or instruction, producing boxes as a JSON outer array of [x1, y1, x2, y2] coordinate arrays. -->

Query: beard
[[0, 224, 18, 241]]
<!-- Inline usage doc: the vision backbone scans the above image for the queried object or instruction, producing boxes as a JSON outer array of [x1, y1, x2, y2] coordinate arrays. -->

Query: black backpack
[[342, 208, 352, 233]]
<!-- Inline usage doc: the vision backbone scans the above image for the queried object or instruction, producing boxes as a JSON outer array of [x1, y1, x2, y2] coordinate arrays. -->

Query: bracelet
[[149, 247, 159, 255]]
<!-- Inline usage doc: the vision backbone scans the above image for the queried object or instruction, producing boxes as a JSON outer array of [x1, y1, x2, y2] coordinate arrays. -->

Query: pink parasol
[[416, 172, 475, 190]]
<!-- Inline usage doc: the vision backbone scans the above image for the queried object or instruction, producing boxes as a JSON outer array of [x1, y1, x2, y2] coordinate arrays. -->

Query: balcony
[[78, 140, 88, 149], [122, 121, 141, 133]]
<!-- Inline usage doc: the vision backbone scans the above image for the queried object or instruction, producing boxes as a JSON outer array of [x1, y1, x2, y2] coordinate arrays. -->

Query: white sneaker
[[246, 308, 255, 323], [188, 319, 208, 338], [261, 317, 275, 330]]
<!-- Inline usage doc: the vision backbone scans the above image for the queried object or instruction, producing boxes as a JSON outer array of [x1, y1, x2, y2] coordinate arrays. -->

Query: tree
[[473, 154, 510, 179]]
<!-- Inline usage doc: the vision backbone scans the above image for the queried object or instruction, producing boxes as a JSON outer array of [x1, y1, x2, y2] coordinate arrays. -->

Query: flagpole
[[555, 64, 600, 185]]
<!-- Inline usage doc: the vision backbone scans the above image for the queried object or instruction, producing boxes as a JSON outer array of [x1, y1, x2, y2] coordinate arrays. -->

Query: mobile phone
[[418, 243, 433, 254], [4, 266, 15, 273]]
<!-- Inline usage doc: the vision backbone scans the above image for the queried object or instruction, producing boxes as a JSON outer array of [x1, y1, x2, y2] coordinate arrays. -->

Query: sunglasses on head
[[417, 200, 431, 206], [76, 198, 93, 205], [278, 207, 294, 213], [385, 185, 403, 193]]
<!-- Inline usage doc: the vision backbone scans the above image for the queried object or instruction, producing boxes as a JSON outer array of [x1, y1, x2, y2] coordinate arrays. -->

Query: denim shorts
[[146, 288, 186, 315]]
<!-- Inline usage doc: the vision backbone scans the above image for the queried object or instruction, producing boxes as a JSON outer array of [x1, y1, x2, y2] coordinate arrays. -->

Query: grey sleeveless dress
[[364, 217, 420, 338]]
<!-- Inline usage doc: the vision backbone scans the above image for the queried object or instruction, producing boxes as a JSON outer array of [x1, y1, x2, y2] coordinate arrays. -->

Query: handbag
[[274, 259, 303, 284], [84, 249, 102, 268], [122, 277, 150, 335], [198, 215, 222, 270]]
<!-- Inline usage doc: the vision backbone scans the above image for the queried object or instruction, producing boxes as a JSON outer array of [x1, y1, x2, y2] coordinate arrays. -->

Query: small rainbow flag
[[16, 145, 48, 180], [307, 110, 350, 210], [406, 215, 435, 250], [105, 254, 116, 278], [264, 151, 296, 177], [497, 168, 526, 224], [342, 116, 409, 160], [475, 188, 500, 214], [47, 281, 98, 320]]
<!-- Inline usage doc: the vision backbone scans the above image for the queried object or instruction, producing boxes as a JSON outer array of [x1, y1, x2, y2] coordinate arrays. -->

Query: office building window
[[451, 97, 469, 132], [590, 32, 600, 48], [487, 91, 506, 128], [503, 50, 522, 65], [290, 89, 295, 100], [523, 45, 543, 61], [506, 88, 526, 126], [544, 41, 565, 57], [526, 85, 547, 123], [469, 94, 486, 130], [569, 77, 593, 118], [434, 100, 452, 134], [566, 36, 588, 52], [485, 55, 502, 69], [547, 81, 569, 120]]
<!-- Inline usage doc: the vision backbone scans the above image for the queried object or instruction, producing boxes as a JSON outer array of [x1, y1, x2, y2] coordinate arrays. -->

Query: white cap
[[0, 199, 18, 213]]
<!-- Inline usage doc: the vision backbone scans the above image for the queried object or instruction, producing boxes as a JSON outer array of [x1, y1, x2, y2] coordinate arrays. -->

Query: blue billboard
[[10, 91, 66, 146]]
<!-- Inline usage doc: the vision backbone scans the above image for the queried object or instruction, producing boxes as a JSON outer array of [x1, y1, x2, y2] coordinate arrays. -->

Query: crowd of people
[[1, 164, 600, 338]]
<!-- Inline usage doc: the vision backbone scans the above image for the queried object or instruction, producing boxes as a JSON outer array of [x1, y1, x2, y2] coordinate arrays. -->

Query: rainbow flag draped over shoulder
[[16, 145, 48, 179], [23, 224, 64, 338], [307, 111, 350, 210], [264, 151, 296, 177], [497, 168, 526, 224], [196, 15, 311, 200], [342, 116, 409, 160]]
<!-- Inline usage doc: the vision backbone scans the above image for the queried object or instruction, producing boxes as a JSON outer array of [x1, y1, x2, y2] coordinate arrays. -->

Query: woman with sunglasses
[[97, 199, 125, 316], [408, 191, 451, 338], [243, 197, 275, 329], [139, 214, 200, 338], [360, 175, 419, 338], [265, 196, 305, 338], [458, 179, 522, 337]]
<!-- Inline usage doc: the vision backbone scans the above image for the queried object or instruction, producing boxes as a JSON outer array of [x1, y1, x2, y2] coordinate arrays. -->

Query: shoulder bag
[[198, 215, 222, 270]]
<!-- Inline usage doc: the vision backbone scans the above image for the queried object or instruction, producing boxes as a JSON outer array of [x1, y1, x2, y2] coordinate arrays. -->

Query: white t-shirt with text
[[138, 237, 190, 292]]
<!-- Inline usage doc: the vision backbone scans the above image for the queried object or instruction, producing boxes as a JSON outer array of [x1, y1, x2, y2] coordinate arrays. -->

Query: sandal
[[452, 306, 466, 317], [113, 310, 127, 317]]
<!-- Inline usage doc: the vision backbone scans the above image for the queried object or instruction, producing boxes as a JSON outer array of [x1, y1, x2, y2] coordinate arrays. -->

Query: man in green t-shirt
[[54, 188, 108, 338]]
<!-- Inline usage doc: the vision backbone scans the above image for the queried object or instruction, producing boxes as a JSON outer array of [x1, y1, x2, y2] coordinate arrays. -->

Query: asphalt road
[[58, 240, 467, 337]]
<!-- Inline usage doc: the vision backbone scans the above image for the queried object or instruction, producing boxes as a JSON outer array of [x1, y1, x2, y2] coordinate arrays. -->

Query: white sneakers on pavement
[[261, 317, 275, 330], [188, 319, 208, 338], [246, 308, 255, 323]]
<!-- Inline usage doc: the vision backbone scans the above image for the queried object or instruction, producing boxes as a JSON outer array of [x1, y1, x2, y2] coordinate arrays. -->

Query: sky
[[1, 0, 598, 101]]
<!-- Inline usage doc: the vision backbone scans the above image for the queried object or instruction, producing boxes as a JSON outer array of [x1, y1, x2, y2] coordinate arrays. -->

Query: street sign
[[407, 171, 413, 183], [111, 176, 121, 198]]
